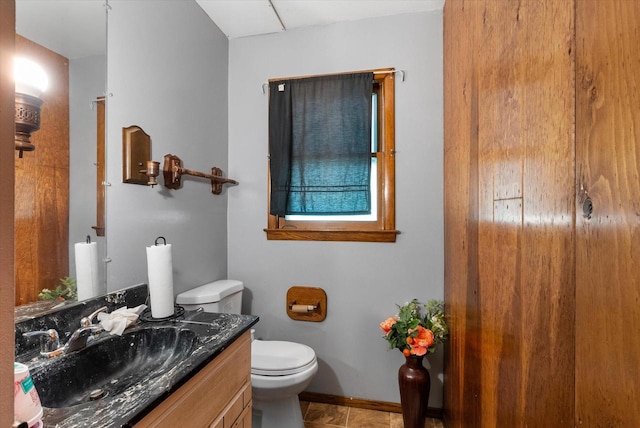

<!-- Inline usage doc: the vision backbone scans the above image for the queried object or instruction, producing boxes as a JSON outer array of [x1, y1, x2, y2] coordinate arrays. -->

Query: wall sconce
[[142, 160, 160, 187], [14, 57, 48, 158], [123, 125, 156, 186], [121, 126, 238, 194]]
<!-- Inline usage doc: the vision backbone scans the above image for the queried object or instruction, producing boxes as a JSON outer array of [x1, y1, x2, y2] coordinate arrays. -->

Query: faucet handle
[[80, 306, 108, 327], [22, 329, 61, 356]]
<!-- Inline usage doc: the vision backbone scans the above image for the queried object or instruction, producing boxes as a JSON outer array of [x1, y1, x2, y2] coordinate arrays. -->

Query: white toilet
[[176, 280, 318, 428]]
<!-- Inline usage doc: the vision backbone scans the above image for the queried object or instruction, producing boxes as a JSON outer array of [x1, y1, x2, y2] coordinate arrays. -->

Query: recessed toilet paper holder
[[289, 302, 319, 312], [286, 286, 327, 322]]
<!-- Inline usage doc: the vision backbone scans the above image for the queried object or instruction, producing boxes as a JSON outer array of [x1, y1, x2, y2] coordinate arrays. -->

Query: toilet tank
[[175, 280, 244, 314]]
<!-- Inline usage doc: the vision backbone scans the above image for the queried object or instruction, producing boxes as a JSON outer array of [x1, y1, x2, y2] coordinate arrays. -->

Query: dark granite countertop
[[15, 285, 258, 427]]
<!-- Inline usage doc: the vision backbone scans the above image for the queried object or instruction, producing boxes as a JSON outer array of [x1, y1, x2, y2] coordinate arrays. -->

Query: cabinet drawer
[[223, 386, 245, 427], [230, 403, 252, 428], [211, 382, 252, 428]]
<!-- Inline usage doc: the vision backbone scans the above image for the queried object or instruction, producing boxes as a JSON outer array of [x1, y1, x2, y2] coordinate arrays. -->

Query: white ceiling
[[196, 0, 444, 39], [16, 0, 106, 59], [15, 0, 444, 59]]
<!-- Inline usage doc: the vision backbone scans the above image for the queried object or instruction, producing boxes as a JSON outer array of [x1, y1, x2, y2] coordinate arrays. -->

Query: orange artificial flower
[[380, 299, 447, 356], [379, 317, 398, 335], [408, 326, 435, 356]]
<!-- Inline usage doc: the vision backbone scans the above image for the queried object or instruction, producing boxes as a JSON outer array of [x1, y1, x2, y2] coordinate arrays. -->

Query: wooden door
[[575, 0, 640, 425]]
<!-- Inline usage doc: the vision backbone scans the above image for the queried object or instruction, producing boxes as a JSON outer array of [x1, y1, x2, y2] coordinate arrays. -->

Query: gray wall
[[69, 54, 106, 292], [105, 0, 229, 294], [227, 12, 444, 406]]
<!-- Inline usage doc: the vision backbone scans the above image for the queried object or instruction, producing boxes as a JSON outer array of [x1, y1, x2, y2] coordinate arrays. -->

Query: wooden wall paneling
[[0, 1, 16, 424], [475, 3, 525, 425], [14, 155, 37, 305], [37, 165, 69, 293], [14, 35, 69, 305], [518, 1, 576, 425], [443, 0, 481, 426], [479, 198, 522, 426], [445, 0, 576, 425], [479, 1, 575, 425], [575, 0, 640, 425]]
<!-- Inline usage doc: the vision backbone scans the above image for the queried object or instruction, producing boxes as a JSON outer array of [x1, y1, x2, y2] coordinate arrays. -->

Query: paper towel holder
[[286, 286, 327, 322]]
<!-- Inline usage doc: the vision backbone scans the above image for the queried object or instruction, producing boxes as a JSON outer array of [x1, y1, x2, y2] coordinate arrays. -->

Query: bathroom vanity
[[14, 285, 258, 427], [134, 330, 252, 427]]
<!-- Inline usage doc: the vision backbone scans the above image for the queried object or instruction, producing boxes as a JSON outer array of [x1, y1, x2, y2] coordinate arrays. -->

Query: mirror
[[15, 0, 107, 307]]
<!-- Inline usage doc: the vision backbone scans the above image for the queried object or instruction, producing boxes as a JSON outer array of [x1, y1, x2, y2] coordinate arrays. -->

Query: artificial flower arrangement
[[380, 299, 448, 357], [38, 277, 78, 301]]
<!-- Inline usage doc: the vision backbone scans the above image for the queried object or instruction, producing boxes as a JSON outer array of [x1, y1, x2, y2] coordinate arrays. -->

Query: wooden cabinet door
[[575, 0, 640, 425]]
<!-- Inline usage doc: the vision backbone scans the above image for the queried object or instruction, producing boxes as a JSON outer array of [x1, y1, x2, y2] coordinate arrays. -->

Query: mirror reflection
[[15, 0, 107, 306]]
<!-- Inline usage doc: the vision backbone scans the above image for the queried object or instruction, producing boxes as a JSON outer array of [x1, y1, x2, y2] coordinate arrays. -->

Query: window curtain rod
[[261, 69, 405, 94]]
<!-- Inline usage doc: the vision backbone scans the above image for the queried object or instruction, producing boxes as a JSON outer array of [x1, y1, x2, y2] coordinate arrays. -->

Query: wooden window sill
[[264, 229, 399, 242]]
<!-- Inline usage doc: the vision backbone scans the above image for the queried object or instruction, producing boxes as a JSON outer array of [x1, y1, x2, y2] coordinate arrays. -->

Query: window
[[265, 69, 398, 242]]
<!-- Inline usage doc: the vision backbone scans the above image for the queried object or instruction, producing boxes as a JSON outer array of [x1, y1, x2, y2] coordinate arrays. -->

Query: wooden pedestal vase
[[398, 355, 430, 428]]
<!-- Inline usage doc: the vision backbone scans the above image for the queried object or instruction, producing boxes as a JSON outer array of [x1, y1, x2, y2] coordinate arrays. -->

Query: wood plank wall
[[14, 35, 69, 305], [443, 0, 480, 425], [444, 1, 575, 426], [575, 0, 640, 425], [0, 1, 16, 424]]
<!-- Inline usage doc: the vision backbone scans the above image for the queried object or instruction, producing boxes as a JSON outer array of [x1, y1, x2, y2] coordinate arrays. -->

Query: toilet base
[[252, 394, 304, 428]]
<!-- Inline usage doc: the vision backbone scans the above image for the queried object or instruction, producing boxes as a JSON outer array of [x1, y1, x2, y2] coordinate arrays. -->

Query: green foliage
[[422, 299, 448, 346], [38, 277, 77, 301], [380, 299, 448, 355]]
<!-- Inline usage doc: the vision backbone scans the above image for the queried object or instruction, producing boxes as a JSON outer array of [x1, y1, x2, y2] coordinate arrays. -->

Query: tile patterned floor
[[300, 401, 444, 428]]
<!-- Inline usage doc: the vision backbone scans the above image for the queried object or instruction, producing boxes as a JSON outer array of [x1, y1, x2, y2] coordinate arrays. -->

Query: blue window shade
[[269, 72, 373, 216]]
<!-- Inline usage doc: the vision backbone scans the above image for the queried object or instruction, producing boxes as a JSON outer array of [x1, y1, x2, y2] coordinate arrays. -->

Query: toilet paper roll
[[291, 304, 316, 313], [75, 242, 99, 301], [146, 243, 175, 318]]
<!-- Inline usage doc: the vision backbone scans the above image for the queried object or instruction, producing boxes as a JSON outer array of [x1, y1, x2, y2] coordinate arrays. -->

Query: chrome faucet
[[22, 329, 60, 357], [22, 306, 109, 357], [64, 306, 108, 352], [63, 325, 103, 353], [81, 306, 108, 327]]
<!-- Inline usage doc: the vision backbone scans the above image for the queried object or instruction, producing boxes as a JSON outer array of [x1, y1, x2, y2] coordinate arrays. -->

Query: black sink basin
[[30, 326, 199, 408]]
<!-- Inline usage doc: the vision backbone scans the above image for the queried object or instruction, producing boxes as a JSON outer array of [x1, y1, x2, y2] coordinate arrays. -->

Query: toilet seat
[[251, 340, 317, 376]]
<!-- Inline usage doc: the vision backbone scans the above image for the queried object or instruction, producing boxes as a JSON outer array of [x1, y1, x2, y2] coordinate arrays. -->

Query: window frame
[[265, 69, 398, 242]]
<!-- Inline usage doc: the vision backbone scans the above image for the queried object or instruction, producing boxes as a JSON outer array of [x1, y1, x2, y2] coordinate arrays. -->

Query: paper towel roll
[[146, 243, 175, 318], [75, 242, 99, 301]]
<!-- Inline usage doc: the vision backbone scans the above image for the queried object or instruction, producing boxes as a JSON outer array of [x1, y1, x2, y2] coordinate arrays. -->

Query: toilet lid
[[251, 340, 317, 376]]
